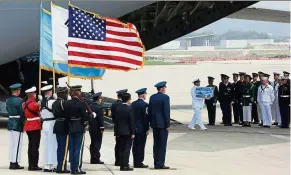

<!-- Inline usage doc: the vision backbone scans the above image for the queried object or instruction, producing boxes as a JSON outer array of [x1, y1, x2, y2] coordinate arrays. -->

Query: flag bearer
[[23, 86, 42, 171], [6, 83, 25, 170], [271, 72, 281, 126], [251, 73, 260, 124], [40, 84, 57, 172], [278, 76, 290, 128], [205, 76, 219, 125], [241, 74, 254, 127]]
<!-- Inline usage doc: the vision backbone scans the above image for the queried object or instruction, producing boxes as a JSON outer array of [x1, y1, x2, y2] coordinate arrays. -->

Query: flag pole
[[53, 62, 56, 92], [39, 1, 42, 94], [91, 79, 94, 94], [68, 65, 71, 95]]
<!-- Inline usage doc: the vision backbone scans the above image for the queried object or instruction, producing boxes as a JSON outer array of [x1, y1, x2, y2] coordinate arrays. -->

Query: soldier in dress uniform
[[278, 76, 290, 128], [205, 76, 219, 125], [271, 72, 281, 126], [40, 85, 57, 172], [241, 74, 254, 127], [148, 81, 170, 169], [219, 74, 224, 124], [89, 92, 105, 165], [237, 72, 246, 124], [283, 71, 290, 84], [64, 85, 95, 174], [257, 71, 265, 126], [251, 73, 260, 124], [131, 88, 149, 168], [6, 83, 25, 170], [52, 87, 71, 174], [23, 86, 42, 171], [111, 89, 128, 166], [218, 74, 233, 126], [232, 73, 240, 124]]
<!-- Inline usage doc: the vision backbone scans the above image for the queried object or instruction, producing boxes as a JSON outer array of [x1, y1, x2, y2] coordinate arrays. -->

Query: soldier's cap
[[264, 73, 270, 78], [41, 85, 53, 92], [252, 73, 258, 77], [136, 88, 147, 95], [9, 83, 21, 90], [283, 71, 290, 76], [71, 85, 82, 91], [238, 72, 246, 76], [281, 76, 289, 80], [208, 76, 215, 80], [221, 74, 230, 79], [192, 78, 200, 83], [232, 73, 239, 76], [273, 72, 280, 75], [41, 81, 48, 85], [116, 89, 128, 94], [258, 71, 264, 75], [92, 92, 102, 99], [25, 86, 36, 93], [55, 87, 67, 93], [155, 81, 167, 88], [244, 74, 252, 79]]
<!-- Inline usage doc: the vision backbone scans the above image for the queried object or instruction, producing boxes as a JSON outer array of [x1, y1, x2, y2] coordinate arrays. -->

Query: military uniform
[[271, 73, 281, 125], [241, 75, 254, 127], [278, 78, 290, 128], [89, 92, 105, 164], [232, 73, 244, 124], [205, 77, 219, 125], [251, 73, 260, 124], [131, 88, 149, 168], [218, 75, 233, 126], [6, 83, 25, 170]]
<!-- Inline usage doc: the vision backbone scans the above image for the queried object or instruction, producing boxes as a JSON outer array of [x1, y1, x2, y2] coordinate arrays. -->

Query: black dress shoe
[[56, 170, 71, 174], [134, 164, 149, 168], [71, 170, 86, 174], [207, 123, 215, 126], [120, 167, 134, 171], [28, 166, 43, 171], [155, 166, 170, 170], [263, 125, 271, 128], [90, 160, 104, 164], [44, 169, 54, 172], [272, 122, 278, 125], [224, 124, 232, 126]]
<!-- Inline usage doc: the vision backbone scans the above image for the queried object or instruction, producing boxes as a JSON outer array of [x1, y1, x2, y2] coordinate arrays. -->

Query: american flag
[[68, 5, 144, 71]]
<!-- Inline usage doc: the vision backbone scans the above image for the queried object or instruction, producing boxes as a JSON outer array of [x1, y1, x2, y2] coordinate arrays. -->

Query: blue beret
[[93, 92, 102, 98], [116, 89, 128, 94], [9, 83, 21, 90], [155, 81, 167, 88], [136, 88, 147, 95]]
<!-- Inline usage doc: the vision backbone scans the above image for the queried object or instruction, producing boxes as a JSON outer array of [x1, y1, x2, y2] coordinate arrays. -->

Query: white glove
[[67, 95, 72, 100], [53, 93, 58, 100], [38, 95, 43, 101], [92, 112, 97, 118]]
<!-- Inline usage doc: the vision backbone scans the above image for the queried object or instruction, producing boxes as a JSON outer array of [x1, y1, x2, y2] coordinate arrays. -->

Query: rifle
[[66, 83, 93, 114]]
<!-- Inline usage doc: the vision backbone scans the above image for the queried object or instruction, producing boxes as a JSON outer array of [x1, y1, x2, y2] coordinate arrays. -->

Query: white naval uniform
[[271, 81, 281, 124], [40, 97, 57, 169], [257, 84, 275, 126], [189, 86, 207, 129]]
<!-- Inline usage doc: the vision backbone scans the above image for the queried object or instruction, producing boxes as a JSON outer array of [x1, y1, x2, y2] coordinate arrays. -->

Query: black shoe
[[134, 164, 149, 168], [258, 123, 263, 126], [71, 170, 86, 174], [28, 166, 43, 171], [207, 123, 215, 126], [252, 121, 259, 124], [44, 169, 54, 172], [120, 167, 134, 171], [272, 122, 278, 125], [56, 170, 71, 174], [263, 125, 271, 128], [239, 122, 243, 125], [155, 166, 170, 170], [90, 160, 104, 164], [224, 124, 232, 126]]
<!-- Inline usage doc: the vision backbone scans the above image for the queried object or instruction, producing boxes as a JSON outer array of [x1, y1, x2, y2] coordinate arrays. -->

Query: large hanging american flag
[[68, 5, 144, 71]]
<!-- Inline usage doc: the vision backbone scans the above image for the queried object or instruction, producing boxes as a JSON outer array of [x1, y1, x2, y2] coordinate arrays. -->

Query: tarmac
[[0, 60, 290, 175]]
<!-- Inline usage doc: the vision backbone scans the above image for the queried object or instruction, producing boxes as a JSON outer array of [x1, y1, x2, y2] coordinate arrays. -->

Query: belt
[[280, 95, 290, 98], [9, 115, 20, 119], [42, 118, 56, 121], [26, 117, 41, 121], [243, 95, 250, 97], [56, 118, 66, 121], [70, 118, 81, 121]]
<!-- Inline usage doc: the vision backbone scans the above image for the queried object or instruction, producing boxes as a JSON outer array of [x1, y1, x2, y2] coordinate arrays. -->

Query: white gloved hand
[[67, 95, 72, 100], [92, 112, 97, 118], [38, 95, 43, 101], [53, 93, 58, 100]]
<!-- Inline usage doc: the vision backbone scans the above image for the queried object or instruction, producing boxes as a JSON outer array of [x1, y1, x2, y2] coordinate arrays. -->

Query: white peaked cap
[[192, 78, 200, 83], [41, 85, 53, 91], [25, 86, 37, 93], [262, 77, 268, 81], [41, 81, 48, 84]]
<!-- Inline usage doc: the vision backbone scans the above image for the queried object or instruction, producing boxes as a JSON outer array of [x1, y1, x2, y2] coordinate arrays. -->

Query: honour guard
[[271, 72, 281, 126], [115, 93, 135, 171], [40, 84, 57, 172], [257, 71, 265, 126], [89, 92, 105, 164], [218, 74, 233, 126], [188, 78, 207, 130], [131, 88, 149, 168], [52, 87, 70, 174], [6, 83, 24, 170], [232, 73, 241, 124], [205, 76, 219, 125], [278, 76, 290, 128], [257, 76, 275, 127], [148, 81, 170, 169], [251, 73, 260, 124], [241, 74, 254, 127], [23, 86, 42, 171], [111, 89, 128, 166]]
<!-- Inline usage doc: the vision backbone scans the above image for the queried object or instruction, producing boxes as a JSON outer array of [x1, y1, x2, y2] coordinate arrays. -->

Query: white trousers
[[271, 102, 281, 124], [42, 130, 58, 166], [257, 104, 262, 121], [260, 104, 272, 126], [8, 131, 23, 163], [243, 106, 252, 122], [189, 108, 206, 129]]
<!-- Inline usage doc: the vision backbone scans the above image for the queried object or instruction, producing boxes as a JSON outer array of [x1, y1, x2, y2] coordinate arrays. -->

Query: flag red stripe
[[106, 21, 124, 28], [68, 42, 143, 57], [106, 29, 138, 38], [68, 51, 142, 65], [106, 38, 143, 48], [69, 60, 131, 71]]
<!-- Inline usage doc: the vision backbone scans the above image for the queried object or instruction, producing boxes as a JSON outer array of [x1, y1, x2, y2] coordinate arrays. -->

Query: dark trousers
[[206, 103, 216, 124], [114, 136, 120, 165], [280, 105, 290, 128], [232, 102, 241, 123], [26, 130, 41, 168], [69, 132, 84, 172], [89, 131, 103, 162], [56, 134, 69, 172], [221, 103, 232, 125], [252, 103, 259, 123], [153, 128, 168, 168], [132, 132, 147, 166], [119, 135, 133, 168]]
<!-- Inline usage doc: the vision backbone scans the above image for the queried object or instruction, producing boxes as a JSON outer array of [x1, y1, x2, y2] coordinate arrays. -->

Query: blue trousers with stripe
[[153, 128, 168, 168], [69, 132, 84, 172], [56, 135, 69, 172]]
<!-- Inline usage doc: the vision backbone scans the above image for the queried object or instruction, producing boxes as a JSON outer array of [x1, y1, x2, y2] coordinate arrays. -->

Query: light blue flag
[[196, 87, 214, 98], [40, 8, 53, 71]]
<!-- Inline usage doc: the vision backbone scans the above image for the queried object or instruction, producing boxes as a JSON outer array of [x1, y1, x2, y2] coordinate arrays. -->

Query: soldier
[[257, 77, 275, 128], [251, 73, 260, 124], [131, 88, 149, 168], [219, 74, 224, 124], [115, 93, 135, 171], [271, 72, 281, 126], [148, 81, 170, 169], [89, 92, 105, 165], [241, 74, 254, 127], [218, 74, 233, 126], [6, 83, 25, 170], [237, 72, 245, 124], [232, 73, 240, 124], [205, 76, 219, 125], [278, 76, 290, 128], [257, 71, 265, 126], [52, 87, 71, 174], [283, 71, 290, 84], [23, 86, 42, 171], [111, 89, 128, 166], [64, 85, 95, 174]]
